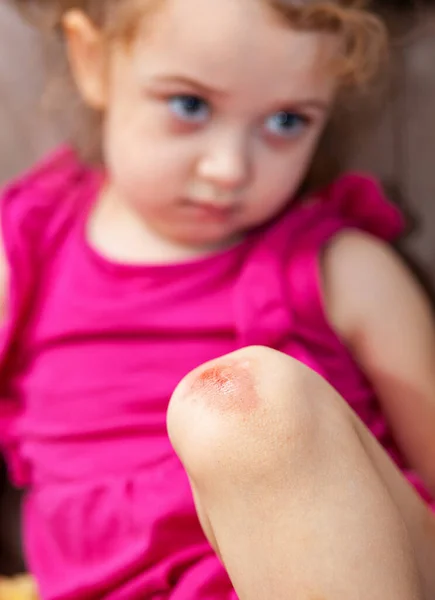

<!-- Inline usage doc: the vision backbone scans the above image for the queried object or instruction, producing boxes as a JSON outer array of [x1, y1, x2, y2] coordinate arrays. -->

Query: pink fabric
[[0, 147, 431, 599]]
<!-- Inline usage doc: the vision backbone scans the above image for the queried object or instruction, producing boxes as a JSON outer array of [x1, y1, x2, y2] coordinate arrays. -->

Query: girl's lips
[[181, 198, 235, 220]]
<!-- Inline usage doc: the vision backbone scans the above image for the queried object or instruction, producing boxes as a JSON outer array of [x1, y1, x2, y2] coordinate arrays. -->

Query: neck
[[87, 185, 243, 265]]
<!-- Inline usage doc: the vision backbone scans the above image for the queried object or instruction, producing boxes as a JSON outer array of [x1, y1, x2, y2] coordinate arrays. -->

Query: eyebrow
[[150, 75, 228, 97], [149, 74, 331, 113]]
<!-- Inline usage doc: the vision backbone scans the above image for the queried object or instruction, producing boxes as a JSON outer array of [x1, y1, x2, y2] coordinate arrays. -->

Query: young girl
[[1, 0, 434, 598]]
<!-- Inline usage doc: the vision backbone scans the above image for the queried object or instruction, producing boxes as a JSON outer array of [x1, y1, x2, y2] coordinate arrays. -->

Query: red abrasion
[[190, 362, 259, 414]]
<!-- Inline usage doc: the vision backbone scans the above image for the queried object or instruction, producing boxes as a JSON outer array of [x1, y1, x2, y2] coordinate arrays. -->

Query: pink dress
[[0, 148, 431, 599]]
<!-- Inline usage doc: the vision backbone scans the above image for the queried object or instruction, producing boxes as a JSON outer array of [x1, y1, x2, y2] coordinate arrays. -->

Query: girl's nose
[[196, 133, 252, 193]]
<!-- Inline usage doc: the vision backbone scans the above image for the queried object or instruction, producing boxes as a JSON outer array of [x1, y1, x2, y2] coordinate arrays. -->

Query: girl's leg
[[167, 346, 434, 599]]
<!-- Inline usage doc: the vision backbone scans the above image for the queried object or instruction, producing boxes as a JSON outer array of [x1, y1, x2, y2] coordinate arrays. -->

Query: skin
[[323, 231, 435, 496], [181, 362, 261, 414]]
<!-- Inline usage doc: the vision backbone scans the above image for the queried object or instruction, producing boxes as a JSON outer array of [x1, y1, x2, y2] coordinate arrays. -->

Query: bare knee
[[167, 346, 343, 485]]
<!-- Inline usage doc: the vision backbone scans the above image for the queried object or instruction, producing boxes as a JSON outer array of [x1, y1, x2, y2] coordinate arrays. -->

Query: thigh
[[348, 409, 435, 595]]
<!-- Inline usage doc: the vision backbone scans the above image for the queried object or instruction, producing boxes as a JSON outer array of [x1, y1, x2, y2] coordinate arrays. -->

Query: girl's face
[[68, 0, 340, 253]]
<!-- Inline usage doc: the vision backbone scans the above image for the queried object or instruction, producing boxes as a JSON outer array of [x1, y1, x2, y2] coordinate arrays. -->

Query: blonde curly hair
[[11, 0, 388, 177]]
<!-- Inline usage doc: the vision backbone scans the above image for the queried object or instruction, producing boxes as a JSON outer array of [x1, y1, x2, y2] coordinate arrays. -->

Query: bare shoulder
[[323, 230, 408, 290], [321, 229, 431, 344]]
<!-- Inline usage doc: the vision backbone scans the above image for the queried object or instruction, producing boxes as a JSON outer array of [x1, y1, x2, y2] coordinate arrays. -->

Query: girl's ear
[[62, 10, 108, 110]]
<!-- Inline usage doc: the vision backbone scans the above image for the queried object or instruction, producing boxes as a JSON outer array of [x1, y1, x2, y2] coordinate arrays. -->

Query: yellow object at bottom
[[0, 576, 38, 600]]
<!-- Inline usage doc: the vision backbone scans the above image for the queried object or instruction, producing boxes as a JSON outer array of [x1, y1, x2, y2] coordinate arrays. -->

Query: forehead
[[131, 0, 340, 103]]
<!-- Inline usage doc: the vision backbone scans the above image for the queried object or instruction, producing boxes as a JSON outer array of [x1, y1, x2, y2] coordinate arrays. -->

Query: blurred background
[[1, 0, 435, 575]]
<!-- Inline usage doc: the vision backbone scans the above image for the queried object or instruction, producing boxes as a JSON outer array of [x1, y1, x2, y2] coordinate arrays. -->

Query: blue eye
[[265, 111, 309, 138], [168, 95, 210, 123]]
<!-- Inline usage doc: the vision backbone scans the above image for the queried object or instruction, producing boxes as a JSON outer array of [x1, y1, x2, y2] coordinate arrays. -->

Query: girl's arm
[[323, 230, 435, 495]]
